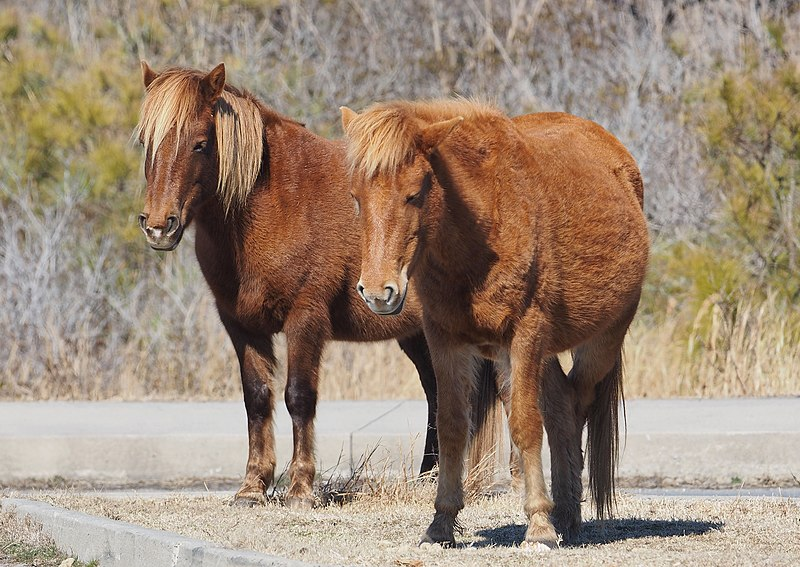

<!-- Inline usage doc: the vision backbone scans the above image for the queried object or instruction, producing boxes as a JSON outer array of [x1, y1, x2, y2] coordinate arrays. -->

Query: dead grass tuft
[[25, 490, 800, 567], [0, 509, 94, 567]]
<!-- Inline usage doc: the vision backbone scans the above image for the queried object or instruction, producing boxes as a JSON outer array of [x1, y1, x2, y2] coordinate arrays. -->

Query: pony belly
[[477, 343, 504, 361]]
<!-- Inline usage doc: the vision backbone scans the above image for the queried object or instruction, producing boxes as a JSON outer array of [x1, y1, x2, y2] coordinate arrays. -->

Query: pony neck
[[193, 189, 243, 248], [195, 107, 314, 242], [420, 155, 497, 281]]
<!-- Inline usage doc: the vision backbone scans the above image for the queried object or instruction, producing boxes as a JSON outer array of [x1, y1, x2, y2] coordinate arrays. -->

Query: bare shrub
[[0, 175, 422, 400], [2, 0, 799, 399]]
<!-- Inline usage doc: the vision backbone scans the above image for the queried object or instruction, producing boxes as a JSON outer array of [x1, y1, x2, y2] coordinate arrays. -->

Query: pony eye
[[193, 140, 207, 153], [405, 192, 420, 204], [407, 173, 432, 205]]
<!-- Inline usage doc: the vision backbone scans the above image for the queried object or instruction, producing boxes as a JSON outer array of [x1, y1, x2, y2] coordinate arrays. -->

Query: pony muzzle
[[139, 212, 184, 251], [357, 279, 407, 315]]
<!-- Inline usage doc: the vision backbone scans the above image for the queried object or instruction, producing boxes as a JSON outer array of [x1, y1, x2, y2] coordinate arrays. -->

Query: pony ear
[[340, 106, 358, 133], [141, 60, 158, 89], [418, 116, 463, 154], [200, 63, 226, 103]]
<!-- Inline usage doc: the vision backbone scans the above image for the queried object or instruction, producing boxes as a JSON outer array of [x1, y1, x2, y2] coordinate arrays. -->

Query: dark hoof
[[552, 519, 581, 545], [420, 512, 456, 547]]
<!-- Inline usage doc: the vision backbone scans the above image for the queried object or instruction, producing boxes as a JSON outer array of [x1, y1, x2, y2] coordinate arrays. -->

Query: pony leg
[[283, 312, 331, 509], [570, 320, 630, 522], [420, 328, 477, 546], [540, 355, 583, 542], [220, 316, 277, 507], [507, 334, 558, 549], [399, 332, 505, 484], [397, 333, 439, 475]]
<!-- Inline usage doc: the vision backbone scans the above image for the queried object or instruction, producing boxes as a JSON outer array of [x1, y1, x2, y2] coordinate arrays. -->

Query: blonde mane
[[344, 99, 502, 178], [135, 68, 264, 215]]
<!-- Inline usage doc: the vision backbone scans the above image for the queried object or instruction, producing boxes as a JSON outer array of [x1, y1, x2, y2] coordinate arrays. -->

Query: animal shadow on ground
[[474, 517, 724, 548]]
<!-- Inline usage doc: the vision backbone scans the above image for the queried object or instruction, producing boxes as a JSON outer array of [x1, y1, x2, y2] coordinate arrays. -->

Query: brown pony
[[134, 63, 501, 508], [342, 100, 649, 547]]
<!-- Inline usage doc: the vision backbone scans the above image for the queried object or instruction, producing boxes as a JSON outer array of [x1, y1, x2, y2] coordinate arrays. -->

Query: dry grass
[[2, 1, 800, 403], [4, 278, 800, 402], [0, 508, 91, 567], [24, 488, 800, 567], [625, 294, 800, 398]]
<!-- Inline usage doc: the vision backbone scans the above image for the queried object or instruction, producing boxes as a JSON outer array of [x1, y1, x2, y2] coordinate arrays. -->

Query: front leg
[[419, 324, 477, 547], [508, 325, 558, 549], [220, 316, 277, 507], [283, 311, 330, 509]]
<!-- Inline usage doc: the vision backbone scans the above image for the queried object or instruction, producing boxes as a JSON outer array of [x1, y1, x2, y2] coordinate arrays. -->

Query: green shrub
[[698, 61, 800, 301]]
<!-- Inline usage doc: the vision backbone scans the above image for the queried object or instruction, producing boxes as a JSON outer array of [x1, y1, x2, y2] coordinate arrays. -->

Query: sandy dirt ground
[[19, 487, 800, 567]]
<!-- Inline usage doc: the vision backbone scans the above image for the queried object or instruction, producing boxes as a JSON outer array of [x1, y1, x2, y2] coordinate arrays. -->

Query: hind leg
[[491, 360, 522, 489], [571, 338, 623, 419], [540, 355, 583, 542], [465, 358, 504, 490], [397, 333, 439, 475], [569, 319, 631, 521]]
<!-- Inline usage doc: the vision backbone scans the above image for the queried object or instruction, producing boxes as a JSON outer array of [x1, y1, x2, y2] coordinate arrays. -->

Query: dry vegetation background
[[18, 490, 800, 566], [1, 0, 799, 401]]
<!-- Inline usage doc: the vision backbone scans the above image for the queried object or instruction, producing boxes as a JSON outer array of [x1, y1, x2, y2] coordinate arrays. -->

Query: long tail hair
[[586, 352, 625, 519], [466, 360, 505, 490]]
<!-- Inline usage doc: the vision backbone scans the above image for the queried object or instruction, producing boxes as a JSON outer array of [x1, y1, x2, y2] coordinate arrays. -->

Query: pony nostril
[[356, 281, 366, 300], [384, 284, 397, 303], [138, 213, 148, 232], [166, 215, 179, 235]]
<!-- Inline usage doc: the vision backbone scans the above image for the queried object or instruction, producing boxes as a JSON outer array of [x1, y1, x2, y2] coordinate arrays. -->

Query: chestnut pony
[[342, 101, 649, 547], [134, 64, 501, 507]]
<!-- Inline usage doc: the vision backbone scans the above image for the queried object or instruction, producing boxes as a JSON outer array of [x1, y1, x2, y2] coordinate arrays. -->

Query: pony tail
[[465, 359, 504, 491], [586, 352, 625, 520]]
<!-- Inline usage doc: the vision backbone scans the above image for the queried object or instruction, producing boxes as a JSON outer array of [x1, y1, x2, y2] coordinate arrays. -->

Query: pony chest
[[420, 266, 527, 345], [197, 253, 294, 330]]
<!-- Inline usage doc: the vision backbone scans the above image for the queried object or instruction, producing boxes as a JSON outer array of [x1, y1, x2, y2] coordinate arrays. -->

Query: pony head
[[135, 61, 263, 250], [341, 103, 463, 315]]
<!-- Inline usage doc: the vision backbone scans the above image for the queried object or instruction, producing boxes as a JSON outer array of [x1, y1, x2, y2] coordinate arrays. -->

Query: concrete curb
[[1, 498, 333, 567]]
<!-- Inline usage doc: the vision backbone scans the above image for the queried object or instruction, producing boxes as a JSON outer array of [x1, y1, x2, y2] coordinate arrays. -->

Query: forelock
[[135, 69, 204, 164]]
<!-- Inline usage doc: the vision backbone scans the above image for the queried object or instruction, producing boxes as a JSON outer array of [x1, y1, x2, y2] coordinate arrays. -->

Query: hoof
[[419, 533, 454, 548], [418, 539, 443, 549], [420, 512, 456, 547], [525, 509, 559, 549], [551, 506, 581, 545], [231, 490, 265, 507], [524, 524, 559, 550], [285, 495, 315, 510], [520, 540, 554, 553]]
